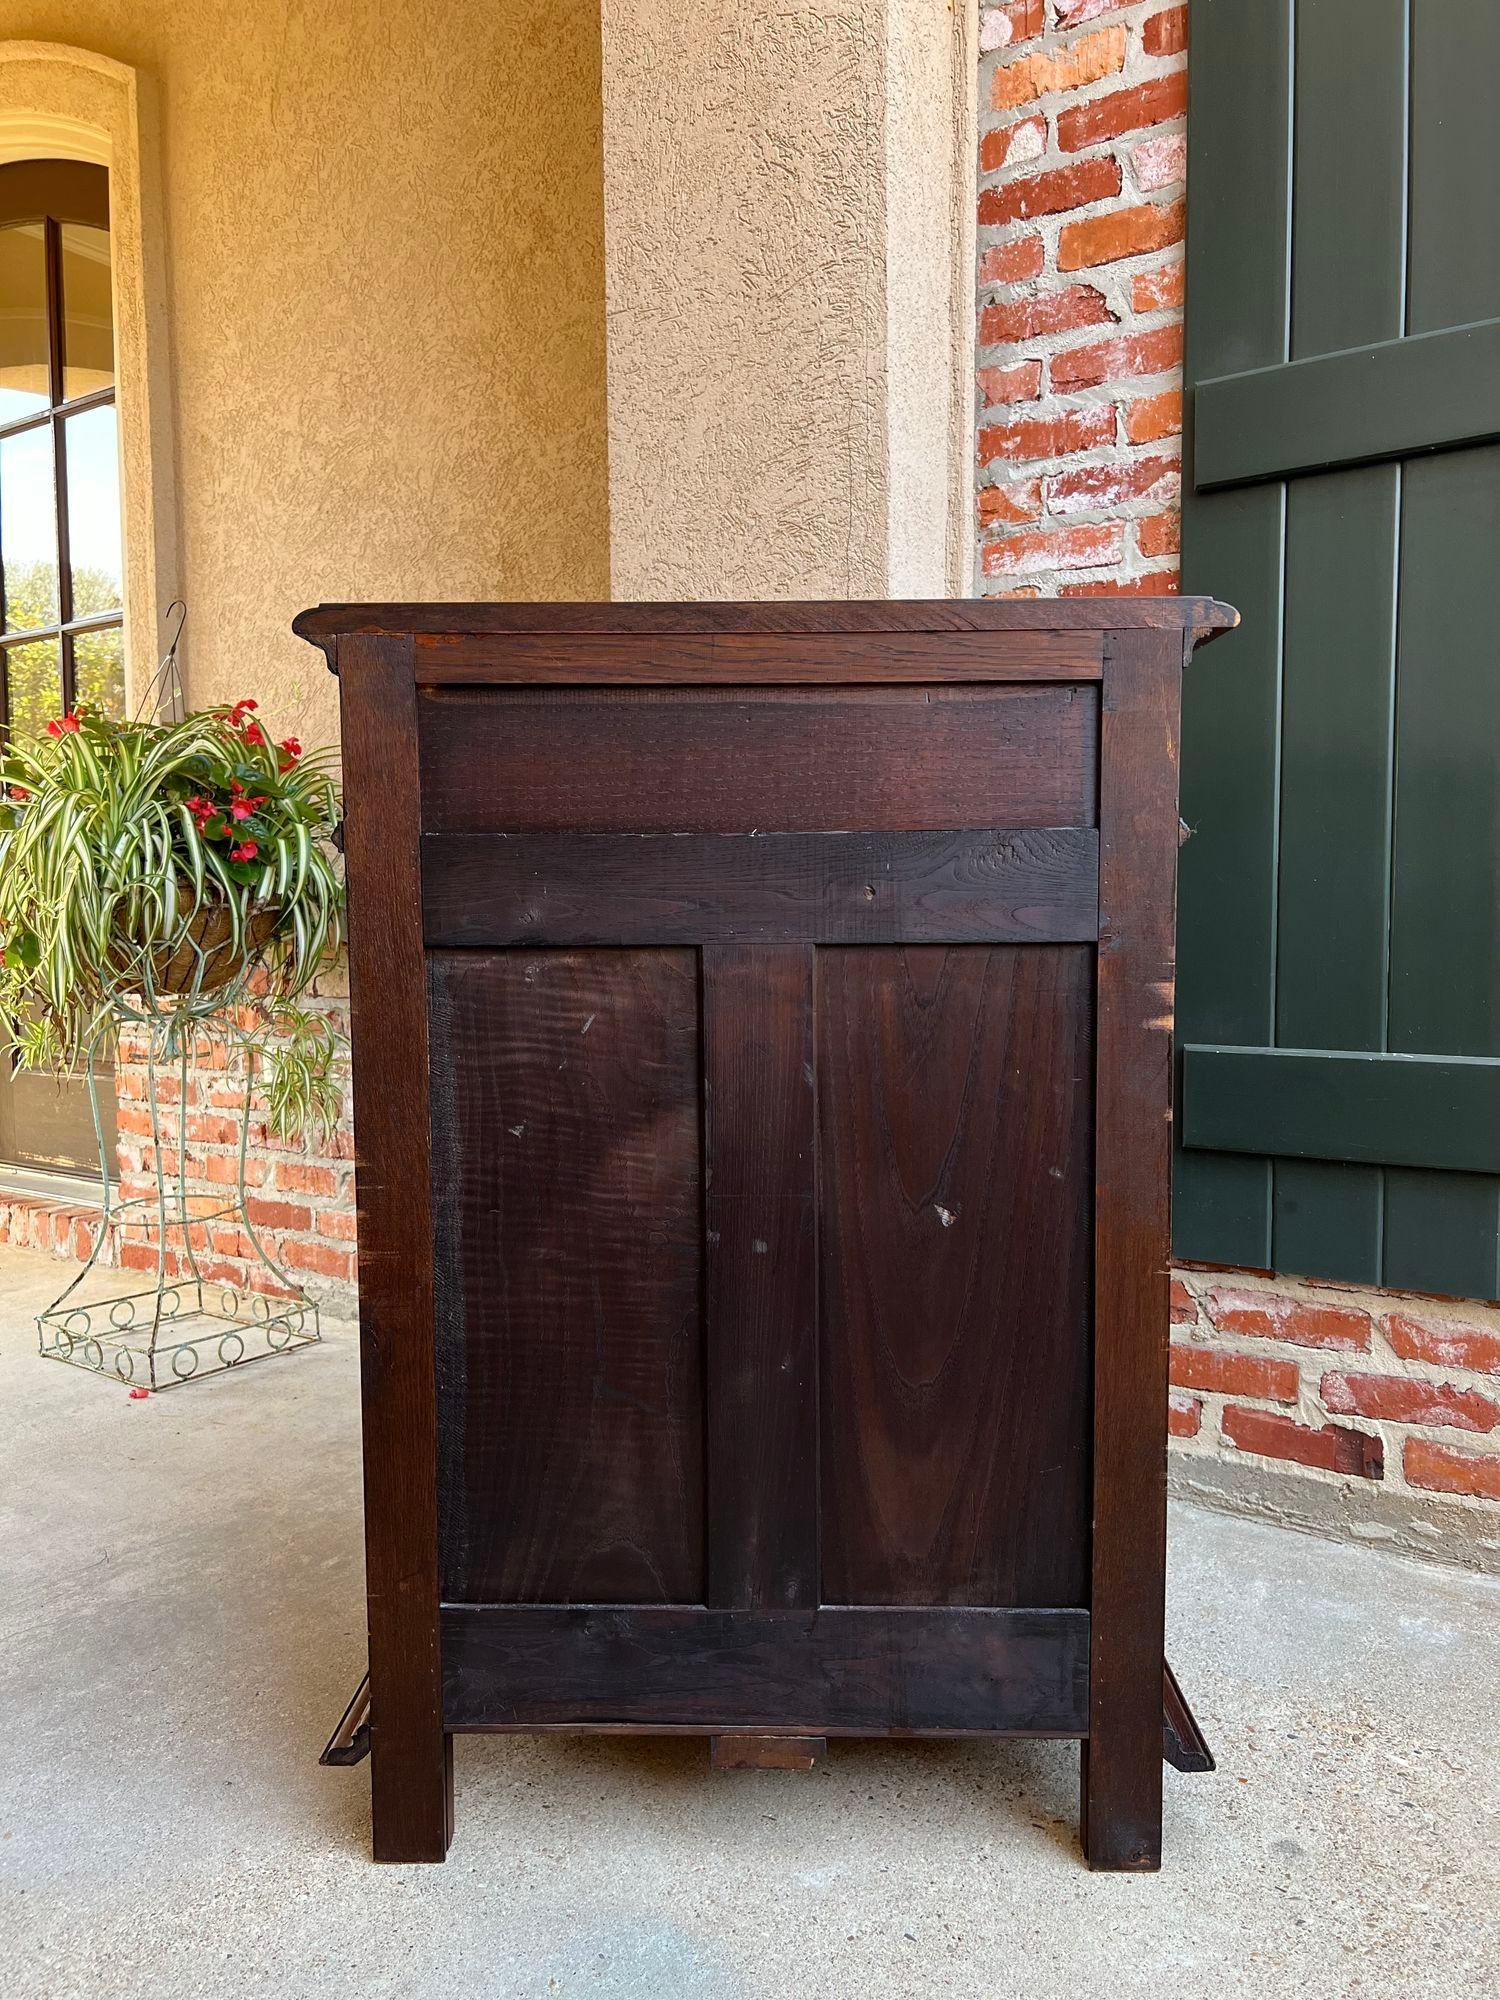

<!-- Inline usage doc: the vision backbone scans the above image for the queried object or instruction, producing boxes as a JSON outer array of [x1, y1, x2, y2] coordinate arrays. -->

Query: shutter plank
[[1272, 466, 1399, 1282], [1177, 0, 1294, 1269], [1383, 448, 1500, 1297]]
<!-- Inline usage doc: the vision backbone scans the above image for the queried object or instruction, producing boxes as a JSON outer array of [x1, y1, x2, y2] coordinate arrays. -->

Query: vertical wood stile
[[702, 945, 819, 1610], [337, 633, 451, 1861], [1083, 627, 1184, 1871]]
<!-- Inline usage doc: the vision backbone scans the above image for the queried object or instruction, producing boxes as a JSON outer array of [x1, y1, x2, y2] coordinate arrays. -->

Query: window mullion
[[54, 406, 75, 711], [43, 215, 64, 408], [44, 216, 77, 711]]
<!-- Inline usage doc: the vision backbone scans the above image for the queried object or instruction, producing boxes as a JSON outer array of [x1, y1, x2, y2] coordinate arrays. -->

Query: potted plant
[[0, 693, 347, 1388], [1, 694, 344, 1123]]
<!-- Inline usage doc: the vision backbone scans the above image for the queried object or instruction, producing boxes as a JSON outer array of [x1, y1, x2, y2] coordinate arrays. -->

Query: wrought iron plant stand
[[36, 942, 320, 1390]]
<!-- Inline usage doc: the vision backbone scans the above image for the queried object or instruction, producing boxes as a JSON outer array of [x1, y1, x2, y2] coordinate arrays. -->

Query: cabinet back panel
[[428, 947, 705, 1604], [817, 944, 1095, 1608], [418, 684, 1099, 834]]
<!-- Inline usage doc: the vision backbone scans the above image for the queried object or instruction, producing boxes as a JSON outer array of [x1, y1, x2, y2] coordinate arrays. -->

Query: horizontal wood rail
[[417, 682, 1099, 837], [1193, 316, 1500, 488], [412, 630, 1104, 682], [441, 1605, 1090, 1736], [1181, 1044, 1500, 1175], [421, 828, 1100, 948]]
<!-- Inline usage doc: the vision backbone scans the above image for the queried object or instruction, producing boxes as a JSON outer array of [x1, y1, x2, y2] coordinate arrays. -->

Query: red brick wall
[[1171, 1270, 1500, 1521], [111, 972, 357, 1307], [977, 0, 1186, 596]]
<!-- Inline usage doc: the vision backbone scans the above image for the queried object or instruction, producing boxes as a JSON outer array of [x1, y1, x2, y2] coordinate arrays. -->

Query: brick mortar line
[[1170, 1402, 1500, 1509]]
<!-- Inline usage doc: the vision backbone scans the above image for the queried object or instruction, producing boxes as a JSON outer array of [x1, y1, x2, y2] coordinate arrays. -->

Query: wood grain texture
[[427, 948, 705, 1605], [422, 828, 1100, 948], [440, 1605, 1090, 1735], [817, 946, 1095, 1610], [294, 596, 1237, 642], [336, 633, 451, 1863], [417, 684, 1099, 834], [410, 630, 1103, 681], [703, 947, 818, 1610], [710, 1735, 827, 1770], [1082, 627, 1184, 1872]]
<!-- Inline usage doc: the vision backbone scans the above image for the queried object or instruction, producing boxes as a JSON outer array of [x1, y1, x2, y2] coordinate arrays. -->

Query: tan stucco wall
[[884, 0, 976, 598], [2, 4, 610, 747], [600, 1, 975, 600]]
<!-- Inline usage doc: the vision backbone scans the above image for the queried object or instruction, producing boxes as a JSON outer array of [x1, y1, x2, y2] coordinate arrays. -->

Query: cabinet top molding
[[294, 598, 1239, 684], [294, 597, 1238, 644]]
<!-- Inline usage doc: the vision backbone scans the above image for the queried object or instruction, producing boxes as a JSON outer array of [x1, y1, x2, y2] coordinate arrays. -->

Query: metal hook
[[132, 600, 188, 723]]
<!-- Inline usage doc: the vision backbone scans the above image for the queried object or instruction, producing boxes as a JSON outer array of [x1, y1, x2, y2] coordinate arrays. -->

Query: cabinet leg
[[371, 1725, 454, 1863], [1079, 1728, 1162, 1872]]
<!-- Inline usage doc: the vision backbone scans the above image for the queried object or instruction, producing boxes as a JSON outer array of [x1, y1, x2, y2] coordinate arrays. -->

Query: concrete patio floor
[[1, 1243, 1495, 2000]]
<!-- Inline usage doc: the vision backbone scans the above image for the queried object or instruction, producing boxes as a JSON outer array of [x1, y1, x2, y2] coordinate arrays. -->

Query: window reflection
[[0, 162, 124, 733], [65, 405, 123, 614], [3, 635, 63, 738], [72, 624, 125, 717], [0, 427, 60, 633], [0, 223, 48, 422], [60, 223, 114, 401]]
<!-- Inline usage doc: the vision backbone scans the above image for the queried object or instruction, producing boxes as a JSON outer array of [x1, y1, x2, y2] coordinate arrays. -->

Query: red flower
[[229, 840, 259, 862], [228, 697, 258, 722], [9, 785, 27, 800], [185, 794, 217, 822], [229, 797, 266, 820], [242, 722, 265, 746], [46, 713, 81, 738], [279, 736, 302, 763]]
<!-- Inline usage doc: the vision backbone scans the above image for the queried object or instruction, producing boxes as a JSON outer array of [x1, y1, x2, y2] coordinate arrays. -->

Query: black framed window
[[0, 159, 122, 1178], [0, 159, 124, 740]]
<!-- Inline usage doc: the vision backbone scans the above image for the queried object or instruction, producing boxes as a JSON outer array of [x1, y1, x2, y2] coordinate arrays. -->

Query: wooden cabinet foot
[[1079, 1735, 1162, 1872], [370, 1728, 454, 1863], [710, 1734, 826, 1772]]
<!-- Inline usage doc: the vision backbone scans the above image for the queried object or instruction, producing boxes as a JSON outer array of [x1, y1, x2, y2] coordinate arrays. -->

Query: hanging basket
[[151, 907, 282, 996], [107, 905, 282, 1009]]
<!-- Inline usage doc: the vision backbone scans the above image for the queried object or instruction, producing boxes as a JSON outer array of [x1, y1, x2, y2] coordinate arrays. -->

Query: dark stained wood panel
[[422, 828, 1100, 948], [441, 1605, 1090, 1735], [417, 684, 1099, 834], [428, 948, 705, 1605], [410, 630, 1102, 681], [817, 945, 1094, 1610], [702, 947, 818, 1609]]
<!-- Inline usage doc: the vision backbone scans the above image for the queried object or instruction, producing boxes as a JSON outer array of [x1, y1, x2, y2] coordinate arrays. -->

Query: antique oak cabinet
[[295, 597, 1236, 1871]]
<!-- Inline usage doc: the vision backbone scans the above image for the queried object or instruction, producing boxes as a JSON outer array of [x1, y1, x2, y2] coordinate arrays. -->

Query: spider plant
[[0, 695, 345, 1140]]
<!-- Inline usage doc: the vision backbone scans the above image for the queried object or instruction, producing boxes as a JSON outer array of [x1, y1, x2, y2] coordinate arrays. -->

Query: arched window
[[0, 157, 124, 741]]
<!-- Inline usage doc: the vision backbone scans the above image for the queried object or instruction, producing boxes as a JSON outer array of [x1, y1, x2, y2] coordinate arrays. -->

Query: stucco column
[[601, 2, 976, 599]]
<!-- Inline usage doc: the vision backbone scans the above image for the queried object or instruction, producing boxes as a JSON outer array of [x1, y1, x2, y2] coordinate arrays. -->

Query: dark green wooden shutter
[[1178, 0, 1500, 1300]]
